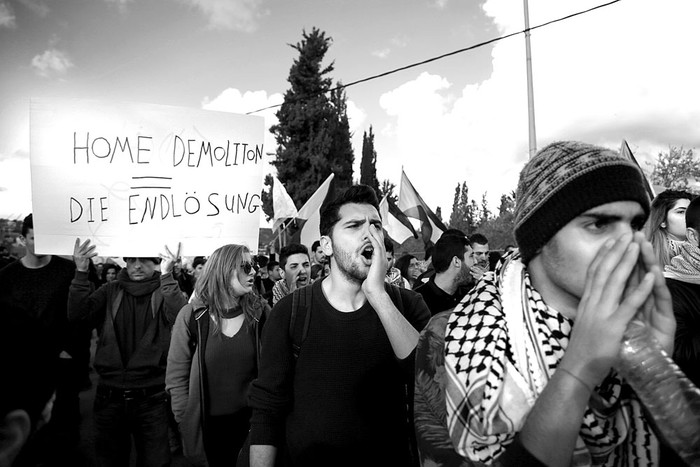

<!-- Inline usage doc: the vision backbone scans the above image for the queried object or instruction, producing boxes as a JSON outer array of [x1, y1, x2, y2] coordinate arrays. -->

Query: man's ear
[[686, 227, 700, 246], [452, 256, 461, 269], [18, 236, 26, 247], [320, 235, 333, 257], [0, 410, 31, 466]]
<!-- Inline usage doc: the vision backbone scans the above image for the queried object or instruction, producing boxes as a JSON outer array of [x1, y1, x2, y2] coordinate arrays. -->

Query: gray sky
[[1, 0, 698, 221]]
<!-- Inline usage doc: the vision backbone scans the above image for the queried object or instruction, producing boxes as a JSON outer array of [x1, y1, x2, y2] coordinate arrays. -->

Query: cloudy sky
[[1, 0, 699, 223]]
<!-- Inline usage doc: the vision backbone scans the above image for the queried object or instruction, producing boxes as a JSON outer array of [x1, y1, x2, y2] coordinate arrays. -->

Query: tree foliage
[[449, 182, 477, 234], [360, 126, 380, 196], [260, 174, 274, 221], [379, 179, 398, 205], [479, 192, 516, 249], [448, 182, 515, 249], [649, 146, 700, 193], [268, 28, 354, 210]]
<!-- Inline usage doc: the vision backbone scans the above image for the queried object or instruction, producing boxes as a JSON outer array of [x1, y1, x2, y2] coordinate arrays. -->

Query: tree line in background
[[258, 27, 699, 252]]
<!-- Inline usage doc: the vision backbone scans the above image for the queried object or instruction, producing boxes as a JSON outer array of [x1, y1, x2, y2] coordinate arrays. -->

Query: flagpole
[[523, 0, 537, 158]]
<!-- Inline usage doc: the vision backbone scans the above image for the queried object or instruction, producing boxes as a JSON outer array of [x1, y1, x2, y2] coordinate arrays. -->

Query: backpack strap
[[289, 281, 315, 360]]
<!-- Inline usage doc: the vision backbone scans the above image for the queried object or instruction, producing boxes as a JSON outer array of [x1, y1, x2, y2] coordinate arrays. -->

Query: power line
[[245, 0, 621, 116]]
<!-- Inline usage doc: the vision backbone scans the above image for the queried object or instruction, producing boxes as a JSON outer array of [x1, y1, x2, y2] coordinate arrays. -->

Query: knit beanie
[[514, 141, 650, 263]]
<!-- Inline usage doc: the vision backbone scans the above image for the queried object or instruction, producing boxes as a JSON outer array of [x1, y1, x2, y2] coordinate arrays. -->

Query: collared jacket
[[68, 270, 187, 388], [166, 298, 268, 466]]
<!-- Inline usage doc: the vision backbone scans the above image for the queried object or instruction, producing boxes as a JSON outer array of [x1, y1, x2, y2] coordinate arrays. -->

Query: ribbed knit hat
[[514, 141, 650, 263]]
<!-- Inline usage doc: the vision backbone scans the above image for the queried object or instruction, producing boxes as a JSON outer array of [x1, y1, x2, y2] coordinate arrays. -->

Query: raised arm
[[518, 233, 656, 466], [68, 237, 104, 322], [160, 242, 188, 324], [363, 224, 423, 359]]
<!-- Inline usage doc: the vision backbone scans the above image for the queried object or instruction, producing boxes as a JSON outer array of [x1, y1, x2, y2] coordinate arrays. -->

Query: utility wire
[[245, 0, 621, 115]]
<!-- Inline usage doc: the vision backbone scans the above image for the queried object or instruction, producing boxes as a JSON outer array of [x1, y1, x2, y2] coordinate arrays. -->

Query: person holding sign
[[68, 240, 187, 467], [166, 244, 270, 467]]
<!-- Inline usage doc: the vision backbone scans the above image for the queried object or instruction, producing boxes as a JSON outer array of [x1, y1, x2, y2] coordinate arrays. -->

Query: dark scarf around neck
[[117, 268, 161, 297]]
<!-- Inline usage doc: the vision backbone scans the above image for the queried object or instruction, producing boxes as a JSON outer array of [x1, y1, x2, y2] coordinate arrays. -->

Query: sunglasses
[[240, 260, 258, 274]]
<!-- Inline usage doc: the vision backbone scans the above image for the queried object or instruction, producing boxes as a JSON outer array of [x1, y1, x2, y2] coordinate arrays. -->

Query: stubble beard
[[333, 249, 368, 285]]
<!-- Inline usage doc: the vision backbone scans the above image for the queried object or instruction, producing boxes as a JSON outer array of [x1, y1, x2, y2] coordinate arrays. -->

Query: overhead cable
[[246, 0, 621, 115]]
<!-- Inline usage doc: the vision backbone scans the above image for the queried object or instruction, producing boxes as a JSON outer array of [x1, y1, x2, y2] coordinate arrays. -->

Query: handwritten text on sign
[[30, 99, 265, 257]]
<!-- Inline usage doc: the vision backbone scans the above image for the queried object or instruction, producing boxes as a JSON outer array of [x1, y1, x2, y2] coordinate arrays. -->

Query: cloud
[[372, 35, 409, 59], [391, 35, 409, 48], [202, 88, 283, 155], [0, 148, 28, 162], [0, 155, 32, 219], [103, 0, 133, 14], [372, 48, 391, 59], [204, 87, 367, 186], [18, 0, 49, 17], [31, 48, 74, 78], [176, 0, 266, 32], [0, 2, 15, 28], [378, 0, 700, 219]]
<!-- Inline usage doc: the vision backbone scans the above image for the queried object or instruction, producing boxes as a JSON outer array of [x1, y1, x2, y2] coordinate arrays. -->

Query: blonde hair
[[194, 244, 265, 335]]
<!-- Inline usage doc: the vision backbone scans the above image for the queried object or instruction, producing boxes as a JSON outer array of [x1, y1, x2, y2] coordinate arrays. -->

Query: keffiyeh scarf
[[444, 254, 658, 466], [664, 242, 700, 284], [385, 267, 405, 288]]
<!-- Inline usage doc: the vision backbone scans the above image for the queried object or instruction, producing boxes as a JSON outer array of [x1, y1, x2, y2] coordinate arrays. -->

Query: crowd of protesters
[[1, 140, 699, 466]]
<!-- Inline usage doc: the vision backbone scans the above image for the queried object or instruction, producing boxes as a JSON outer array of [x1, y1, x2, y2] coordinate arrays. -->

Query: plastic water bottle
[[617, 320, 700, 465]]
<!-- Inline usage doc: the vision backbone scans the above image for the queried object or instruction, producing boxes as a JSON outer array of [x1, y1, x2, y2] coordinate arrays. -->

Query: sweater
[[248, 279, 431, 466], [0, 256, 83, 358], [666, 278, 700, 387]]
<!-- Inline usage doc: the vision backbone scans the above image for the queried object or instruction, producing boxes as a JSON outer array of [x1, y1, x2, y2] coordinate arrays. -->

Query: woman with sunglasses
[[166, 244, 270, 467]]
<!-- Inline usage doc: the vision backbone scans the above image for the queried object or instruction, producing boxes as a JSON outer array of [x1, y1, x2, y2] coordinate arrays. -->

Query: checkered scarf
[[444, 253, 658, 466], [664, 242, 700, 285]]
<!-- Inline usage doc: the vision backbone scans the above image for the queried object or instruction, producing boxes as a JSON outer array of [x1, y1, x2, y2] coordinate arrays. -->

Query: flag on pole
[[398, 170, 446, 246], [379, 195, 418, 243], [272, 176, 298, 231], [620, 140, 656, 200], [293, 173, 336, 249]]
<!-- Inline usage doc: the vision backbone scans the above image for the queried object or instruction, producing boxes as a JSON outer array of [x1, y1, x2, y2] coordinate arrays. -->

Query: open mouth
[[361, 245, 374, 261], [297, 276, 308, 284]]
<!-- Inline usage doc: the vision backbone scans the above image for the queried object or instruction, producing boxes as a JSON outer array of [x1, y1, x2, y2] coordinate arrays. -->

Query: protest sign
[[30, 98, 265, 257]]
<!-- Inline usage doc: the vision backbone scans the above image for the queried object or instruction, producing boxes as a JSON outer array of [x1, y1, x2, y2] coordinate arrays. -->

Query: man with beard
[[414, 234, 474, 315], [467, 232, 490, 283], [69, 241, 187, 467], [271, 243, 311, 305], [248, 184, 431, 467]]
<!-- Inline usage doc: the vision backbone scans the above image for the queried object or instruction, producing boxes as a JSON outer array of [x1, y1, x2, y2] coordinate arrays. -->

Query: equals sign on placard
[[131, 176, 172, 190]]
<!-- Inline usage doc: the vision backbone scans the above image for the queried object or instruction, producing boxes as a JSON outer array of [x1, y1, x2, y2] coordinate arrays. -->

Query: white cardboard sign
[[30, 98, 265, 257]]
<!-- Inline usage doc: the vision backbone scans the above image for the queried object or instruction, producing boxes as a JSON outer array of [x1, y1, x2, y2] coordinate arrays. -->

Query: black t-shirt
[[0, 256, 78, 356], [415, 276, 470, 316], [249, 279, 431, 466]]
